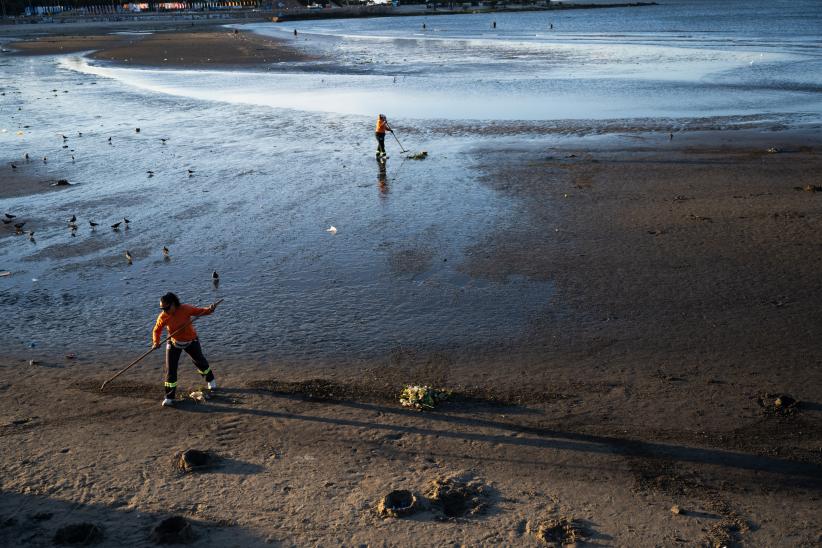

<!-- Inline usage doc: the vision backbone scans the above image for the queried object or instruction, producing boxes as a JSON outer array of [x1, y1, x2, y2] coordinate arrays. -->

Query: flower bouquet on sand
[[400, 385, 451, 410]]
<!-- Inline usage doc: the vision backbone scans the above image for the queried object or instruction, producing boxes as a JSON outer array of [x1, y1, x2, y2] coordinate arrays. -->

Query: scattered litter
[[151, 516, 194, 544], [671, 504, 682, 515], [758, 392, 799, 416], [533, 517, 583, 545], [53, 522, 103, 545], [687, 214, 712, 222], [174, 449, 215, 473], [427, 474, 489, 519], [407, 151, 428, 160], [377, 489, 418, 518], [400, 385, 451, 410], [28, 360, 38, 366], [31, 278, 38, 282], [326, 225, 337, 235], [794, 184, 822, 192]]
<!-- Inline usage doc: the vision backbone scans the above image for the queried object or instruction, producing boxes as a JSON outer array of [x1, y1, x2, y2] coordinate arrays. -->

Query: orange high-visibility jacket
[[375, 117, 389, 134], [152, 304, 213, 345]]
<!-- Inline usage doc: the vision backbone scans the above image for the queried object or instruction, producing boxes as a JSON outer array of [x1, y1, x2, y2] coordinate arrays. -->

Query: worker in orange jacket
[[152, 292, 220, 407], [375, 113, 392, 159]]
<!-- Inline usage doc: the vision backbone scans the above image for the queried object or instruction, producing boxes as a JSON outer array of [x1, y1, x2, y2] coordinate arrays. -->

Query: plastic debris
[[407, 151, 428, 160], [326, 226, 337, 235], [0, 271, 11, 277]]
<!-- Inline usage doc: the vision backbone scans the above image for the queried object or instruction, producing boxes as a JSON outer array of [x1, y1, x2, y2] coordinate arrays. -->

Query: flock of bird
[[4, 125, 218, 281]]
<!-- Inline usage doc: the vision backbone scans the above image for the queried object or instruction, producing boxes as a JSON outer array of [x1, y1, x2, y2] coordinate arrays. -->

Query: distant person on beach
[[294, 29, 298, 36], [422, 23, 426, 30], [152, 292, 220, 407], [375, 114, 392, 159], [492, 21, 497, 29]]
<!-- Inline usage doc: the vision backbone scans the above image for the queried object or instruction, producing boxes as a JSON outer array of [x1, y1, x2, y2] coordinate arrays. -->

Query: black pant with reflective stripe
[[375, 132, 386, 155], [164, 339, 214, 399]]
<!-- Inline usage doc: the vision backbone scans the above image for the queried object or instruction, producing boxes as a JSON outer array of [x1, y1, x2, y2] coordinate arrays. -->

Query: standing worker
[[152, 292, 220, 407], [375, 114, 392, 160]]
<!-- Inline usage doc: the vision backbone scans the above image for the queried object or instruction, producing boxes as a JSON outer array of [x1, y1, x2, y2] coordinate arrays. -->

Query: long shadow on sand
[[179, 392, 822, 490]]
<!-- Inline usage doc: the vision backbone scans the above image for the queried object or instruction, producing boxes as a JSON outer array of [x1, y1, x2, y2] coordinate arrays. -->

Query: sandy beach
[[2, 10, 822, 547]]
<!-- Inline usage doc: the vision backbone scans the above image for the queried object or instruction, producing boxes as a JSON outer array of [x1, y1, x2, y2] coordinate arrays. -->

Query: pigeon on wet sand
[[212, 271, 219, 287], [111, 222, 121, 231], [163, 246, 170, 259], [5, 213, 16, 219], [125, 250, 133, 265], [89, 220, 99, 229]]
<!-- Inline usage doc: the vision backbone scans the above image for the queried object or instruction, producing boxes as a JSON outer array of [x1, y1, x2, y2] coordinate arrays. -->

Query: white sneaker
[[207, 380, 217, 391], [161, 398, 174, 407]]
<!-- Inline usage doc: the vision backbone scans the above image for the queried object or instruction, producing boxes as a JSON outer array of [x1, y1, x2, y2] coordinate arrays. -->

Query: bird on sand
[[163, 246, 170, 259], [43, 157, 47, 164], [69, 214, 76, 223], [14, 222, 25, 234], [187, 169, 195, 176], [10, 163, 16, 170], [160, 138, 168, 144], [89, 220, 99, 229], [4, 213, 16, 219], [123, 217, 130, 229], [146, 170, 154, 177], [24, 153, 29, 161], [125, 250, 133, 264], [212, 271, 219, 286], [27, 231, 35, 241], [111, 222, 121, 231]]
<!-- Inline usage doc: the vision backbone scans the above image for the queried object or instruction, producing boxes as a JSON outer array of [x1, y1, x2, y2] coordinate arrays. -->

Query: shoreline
[[0, 3, 658, 28]]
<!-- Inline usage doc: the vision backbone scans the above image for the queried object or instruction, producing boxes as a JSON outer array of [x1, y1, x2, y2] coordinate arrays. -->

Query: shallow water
[[0, 56, 556, 364], [1, 0, 821, 367]]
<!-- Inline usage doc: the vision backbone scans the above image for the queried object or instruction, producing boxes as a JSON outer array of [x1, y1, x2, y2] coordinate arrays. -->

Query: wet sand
[[3, 131, 822, 545], [6, 26, 313, 68], [2, 22, 822, 547], [0, 160, 73, 200]]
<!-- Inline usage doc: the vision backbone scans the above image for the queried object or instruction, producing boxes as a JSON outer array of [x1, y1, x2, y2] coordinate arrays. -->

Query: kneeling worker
[[152, 292, 220, 407]]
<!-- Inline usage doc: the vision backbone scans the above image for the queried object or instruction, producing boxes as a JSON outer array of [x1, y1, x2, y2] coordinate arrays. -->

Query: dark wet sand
[[0, 159, 73, 200]]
